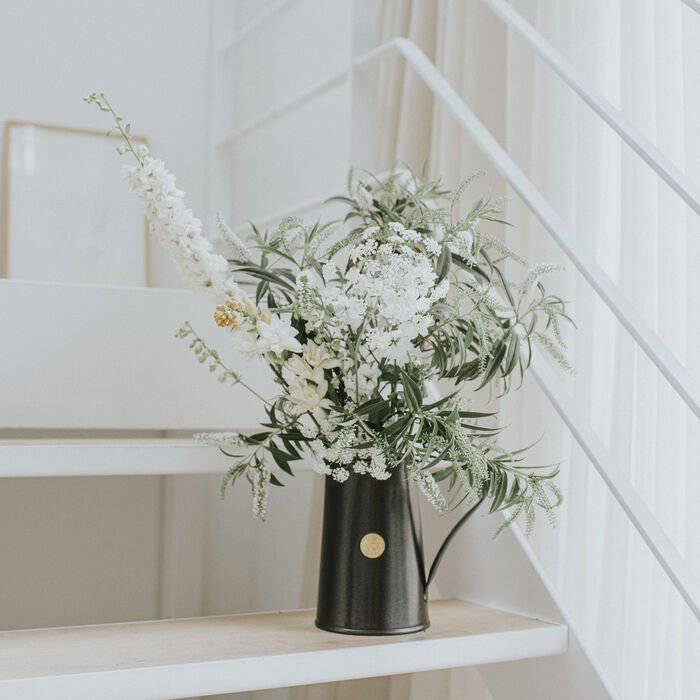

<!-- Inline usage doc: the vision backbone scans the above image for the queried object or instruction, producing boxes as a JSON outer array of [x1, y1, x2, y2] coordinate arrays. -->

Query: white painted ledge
[[0, 439, 239, 477], [0, 599, 567, 700], [0, 439, 315, 477]]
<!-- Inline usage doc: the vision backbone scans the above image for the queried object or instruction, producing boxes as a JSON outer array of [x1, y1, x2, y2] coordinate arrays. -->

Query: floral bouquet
[[87, 92, 573, 536]]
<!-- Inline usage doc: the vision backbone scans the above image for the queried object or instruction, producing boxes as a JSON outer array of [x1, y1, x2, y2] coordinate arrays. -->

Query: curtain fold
[[228, 1, 699, 697], [361, 0, 699, 697], [502, 1, 699, 698]]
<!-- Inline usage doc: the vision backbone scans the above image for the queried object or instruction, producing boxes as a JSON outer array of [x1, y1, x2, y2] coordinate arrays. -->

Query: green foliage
[[175, 323, 240, 385], [88, 91, 574, 535], [204, 166, 572, 532]]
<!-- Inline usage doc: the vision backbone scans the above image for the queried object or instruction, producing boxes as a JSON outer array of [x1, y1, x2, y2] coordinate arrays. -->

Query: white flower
[[431, 278, 449, 301], [230, 329, 264, 357], [322, 262, 338, 280], [393, 168, 418, 194], [312, 460, 332, 476], [447, 228, 474, 257], [285, 355, 315, 380], [413, 470, 448, 512], [344, 361, 381, 402], [216, 212, 251, 262], [123, 155, 239, 300], [354, 183, 374, 211], [424, 238, 441, 256], [287, 370, 332, 415], [303, 340, 340, 369], [332, 467, 350, 483], [256, 315, 303, 355]]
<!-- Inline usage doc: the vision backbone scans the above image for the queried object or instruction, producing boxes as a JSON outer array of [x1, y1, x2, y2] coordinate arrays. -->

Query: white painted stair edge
[[0, 600, 566, 700]]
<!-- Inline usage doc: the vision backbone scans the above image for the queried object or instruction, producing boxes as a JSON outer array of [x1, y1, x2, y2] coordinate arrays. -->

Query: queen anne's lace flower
[[322, 225, 444, 365], [332, 467, 350, 482]]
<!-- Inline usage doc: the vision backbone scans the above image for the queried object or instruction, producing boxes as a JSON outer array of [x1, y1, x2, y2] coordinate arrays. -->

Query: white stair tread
[[0, 599, 567, 699], [0, 438, 263, 477]]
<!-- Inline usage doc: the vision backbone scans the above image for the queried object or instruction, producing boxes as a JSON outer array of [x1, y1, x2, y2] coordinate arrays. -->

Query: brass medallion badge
[[359, 533, 386, 559]]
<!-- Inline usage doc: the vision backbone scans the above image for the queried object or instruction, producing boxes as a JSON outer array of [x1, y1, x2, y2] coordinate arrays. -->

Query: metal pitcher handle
[[425, 493, 486, 590]]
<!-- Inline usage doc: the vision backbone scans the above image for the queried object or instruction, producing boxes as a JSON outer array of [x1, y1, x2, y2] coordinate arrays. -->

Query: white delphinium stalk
[[85, 92, 239, 300], [123, 148, 239, 298]]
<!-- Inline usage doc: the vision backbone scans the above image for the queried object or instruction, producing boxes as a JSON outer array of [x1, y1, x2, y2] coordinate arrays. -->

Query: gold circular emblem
[[359, 533, 385, 559]]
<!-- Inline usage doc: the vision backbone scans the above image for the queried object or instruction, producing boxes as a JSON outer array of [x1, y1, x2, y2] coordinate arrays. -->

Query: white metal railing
[[231, 183, 347, 235], [216, 69, 348, 147], [482, 0, 700, 217], [218, 34, 700, 620], [392, 37, 700, 422], [227, 35, 700, 420], [380, 38, 700, 620], [684, 0, 700, 15], [214, 0, 299, 54]]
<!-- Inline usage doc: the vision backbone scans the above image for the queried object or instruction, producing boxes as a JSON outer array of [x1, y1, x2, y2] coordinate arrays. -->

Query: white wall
[[0, 0, 212, 288], [0, 0, 213, 631]]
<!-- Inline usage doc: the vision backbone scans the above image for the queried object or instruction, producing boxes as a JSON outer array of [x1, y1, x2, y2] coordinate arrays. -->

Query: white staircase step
[[0, 438, 272, 477], [0, 599, 567, 699]]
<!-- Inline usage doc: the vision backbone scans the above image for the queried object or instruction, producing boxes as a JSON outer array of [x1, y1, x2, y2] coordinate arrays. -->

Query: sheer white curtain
[[502, 1, 699, 698], [371, 0, 699, 697], [217, 1, 698, 697]]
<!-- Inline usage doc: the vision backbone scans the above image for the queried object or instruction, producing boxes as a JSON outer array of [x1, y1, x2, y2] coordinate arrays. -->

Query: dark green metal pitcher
[[315, 466, 484, 635]]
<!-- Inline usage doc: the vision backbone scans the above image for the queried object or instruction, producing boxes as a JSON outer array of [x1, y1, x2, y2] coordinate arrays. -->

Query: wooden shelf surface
[[0, 599, 567, 699]]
